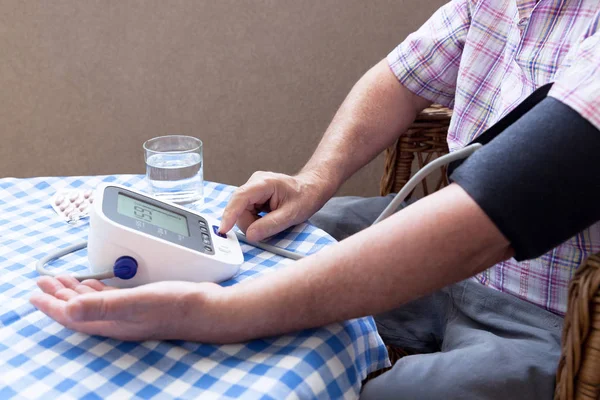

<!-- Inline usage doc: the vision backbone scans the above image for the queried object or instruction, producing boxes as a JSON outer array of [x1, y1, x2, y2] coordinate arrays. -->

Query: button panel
[[197, 218, 214, 253]]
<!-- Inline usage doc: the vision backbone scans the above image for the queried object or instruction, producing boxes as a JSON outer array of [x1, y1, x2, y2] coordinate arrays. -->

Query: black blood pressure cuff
[[447, 84, 600, 261]]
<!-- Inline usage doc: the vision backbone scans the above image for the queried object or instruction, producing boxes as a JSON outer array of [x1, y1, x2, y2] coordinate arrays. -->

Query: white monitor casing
[[87, 183, 243, 287]]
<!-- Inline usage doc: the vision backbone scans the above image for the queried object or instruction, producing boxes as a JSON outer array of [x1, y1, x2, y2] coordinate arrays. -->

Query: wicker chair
[[373, 106, 600, 400]]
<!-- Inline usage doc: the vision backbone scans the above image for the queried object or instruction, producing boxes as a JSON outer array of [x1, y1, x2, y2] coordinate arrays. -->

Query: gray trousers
[[309, 196, 564, 400]]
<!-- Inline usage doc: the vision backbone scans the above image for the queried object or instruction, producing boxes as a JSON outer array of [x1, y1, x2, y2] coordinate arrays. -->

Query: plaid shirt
[[388, 0, 600, 315]]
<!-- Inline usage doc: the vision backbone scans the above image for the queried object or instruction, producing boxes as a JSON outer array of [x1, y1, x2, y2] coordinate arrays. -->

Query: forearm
[[299, 59, 431, 198], [215, 184, 512, 343]]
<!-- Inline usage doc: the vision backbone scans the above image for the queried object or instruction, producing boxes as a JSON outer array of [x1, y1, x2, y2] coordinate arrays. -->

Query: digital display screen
[[117, 194, 189, 236]]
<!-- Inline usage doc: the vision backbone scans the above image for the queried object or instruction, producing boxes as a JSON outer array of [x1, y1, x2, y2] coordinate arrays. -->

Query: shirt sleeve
[[387, 0, 471, 108], [549, 13, 600, 131]]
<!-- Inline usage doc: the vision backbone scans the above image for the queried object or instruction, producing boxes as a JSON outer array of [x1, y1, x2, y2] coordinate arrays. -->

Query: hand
[[30, 275, 228, 342], [219, 171, 332, 242]]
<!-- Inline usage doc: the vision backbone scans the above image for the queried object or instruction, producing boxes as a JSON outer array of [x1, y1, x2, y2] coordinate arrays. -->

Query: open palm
[[30, 276, 223, 342]]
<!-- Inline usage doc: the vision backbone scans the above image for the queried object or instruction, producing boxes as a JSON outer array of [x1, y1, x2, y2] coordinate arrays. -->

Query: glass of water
[[143, 135, 203, 204]]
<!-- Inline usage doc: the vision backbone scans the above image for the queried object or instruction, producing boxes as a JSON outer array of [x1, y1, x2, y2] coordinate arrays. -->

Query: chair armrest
[[555, 254, 600, 400], [380, 105, 452, 197]]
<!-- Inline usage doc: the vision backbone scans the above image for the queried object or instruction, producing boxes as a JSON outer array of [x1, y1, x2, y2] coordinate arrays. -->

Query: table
[[0, 175, 389, 399]]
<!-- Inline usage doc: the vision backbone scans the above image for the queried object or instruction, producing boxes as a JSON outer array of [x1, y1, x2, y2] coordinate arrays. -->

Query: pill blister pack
[[50, 189, 94, 224]]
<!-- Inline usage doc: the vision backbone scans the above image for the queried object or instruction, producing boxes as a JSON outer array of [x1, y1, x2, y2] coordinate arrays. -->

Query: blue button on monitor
[[113, 256, 138, 280], [213, 225, 227, 238]]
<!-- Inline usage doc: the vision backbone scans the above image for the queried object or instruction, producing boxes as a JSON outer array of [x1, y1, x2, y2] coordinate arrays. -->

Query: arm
[[215, 184, 512, 342], [218, 60, 430, 241], [297, 59, 431, 198], [29, 95, 600, 343], [216, 95, 600, 342], [219, 0, 470, 241], [30, 183, 512, 343]]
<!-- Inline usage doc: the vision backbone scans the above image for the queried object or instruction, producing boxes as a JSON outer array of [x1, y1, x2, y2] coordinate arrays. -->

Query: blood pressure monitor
[[86, 183, 244, 287]]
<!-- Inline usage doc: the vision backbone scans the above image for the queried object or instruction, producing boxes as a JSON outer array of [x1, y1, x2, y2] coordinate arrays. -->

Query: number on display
[[134, 205, 152, 222]]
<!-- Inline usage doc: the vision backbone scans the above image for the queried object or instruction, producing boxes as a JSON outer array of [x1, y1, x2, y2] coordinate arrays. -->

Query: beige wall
[[0, 0, 446, 196]]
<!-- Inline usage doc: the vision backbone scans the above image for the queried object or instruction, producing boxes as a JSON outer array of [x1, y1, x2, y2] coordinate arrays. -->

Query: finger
[[56, 276, 98, 294], [54, 288, 80, 301], [235, 210, 261, 233], [246, 207, 296, 241], [81, 279, 116, 291], [30, 292, 120, 336], [56, 275, 87, 291], [37, 276, 66, 296], [219, 181, 274, 234], [55, 275, 99, 295], [65, 289, 143, 322], [30, 292, 71, 326], [73, 284, 96, 295]]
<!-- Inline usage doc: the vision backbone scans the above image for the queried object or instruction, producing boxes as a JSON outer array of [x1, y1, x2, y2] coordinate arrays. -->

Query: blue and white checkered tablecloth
[[0, 175, 389, 400]]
